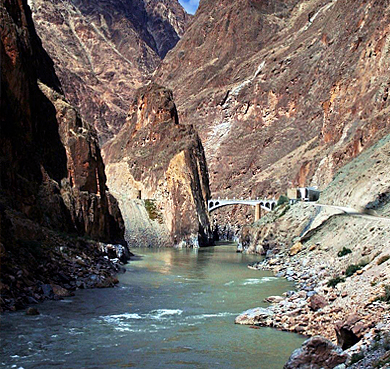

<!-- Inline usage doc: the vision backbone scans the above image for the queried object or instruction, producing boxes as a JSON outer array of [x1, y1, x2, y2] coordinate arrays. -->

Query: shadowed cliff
[[1, 0, 126, 311]]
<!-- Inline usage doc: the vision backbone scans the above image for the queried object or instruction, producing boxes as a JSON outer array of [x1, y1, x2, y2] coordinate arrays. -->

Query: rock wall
[[156, 0, 390, 200], [1, 0, 126, 310], [103, 83, 213, 247], [29, 0, 190, 143]]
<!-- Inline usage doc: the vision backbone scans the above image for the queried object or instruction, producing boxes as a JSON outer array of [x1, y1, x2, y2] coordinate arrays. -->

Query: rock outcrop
[[103, 83, 213, 247], [156, 0, 390, 200], [29, 0, 190, 143], [1, 0, 126, 311], [284, 336, 348, 369]]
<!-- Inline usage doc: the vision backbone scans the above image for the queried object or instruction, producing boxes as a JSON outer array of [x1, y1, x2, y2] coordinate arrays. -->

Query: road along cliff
[[103, 83, 214, 248]]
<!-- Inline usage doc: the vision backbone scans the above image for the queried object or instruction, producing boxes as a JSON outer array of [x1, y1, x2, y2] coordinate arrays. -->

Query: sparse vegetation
[[144, 199, 163, 224], [277, 195, 290, 206], [327, 276, 345, 288], [375, 285, 390, 304], [345, 264, 362, 277], [345, 261, 369, 277], [277, 204, 290, 218], [377, 255, 390, 265], [350, 352, 365, 365], [337, 247, 352, 257]]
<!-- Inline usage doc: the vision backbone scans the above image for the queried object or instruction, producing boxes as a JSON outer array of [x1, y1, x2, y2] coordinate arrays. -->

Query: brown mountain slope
[[156, 0, 390, 199], [29, 0, 190, 143]]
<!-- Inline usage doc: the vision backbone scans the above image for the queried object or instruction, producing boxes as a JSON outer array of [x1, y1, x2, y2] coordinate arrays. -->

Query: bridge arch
[[207, 199, 277, 213]]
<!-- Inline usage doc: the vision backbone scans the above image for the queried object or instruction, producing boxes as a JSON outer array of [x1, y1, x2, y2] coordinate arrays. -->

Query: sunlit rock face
[[103, 83, 214, 247], [156, 0, 390, 199], [29, 0, 190, 143]]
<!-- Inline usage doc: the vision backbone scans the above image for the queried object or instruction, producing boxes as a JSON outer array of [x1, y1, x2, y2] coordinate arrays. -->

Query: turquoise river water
[[1, 243, 305, 368]]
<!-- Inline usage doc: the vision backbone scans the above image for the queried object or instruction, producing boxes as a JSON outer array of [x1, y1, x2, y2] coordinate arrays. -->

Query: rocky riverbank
[[235, 136, 390, 368], [235, 199, 390, 368], [0, 219, 131, 312]]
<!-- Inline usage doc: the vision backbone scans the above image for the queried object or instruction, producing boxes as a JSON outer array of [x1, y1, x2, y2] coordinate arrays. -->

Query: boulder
[[265, 296, 284, 303], [284, 336, 348, 369], [41, 284, 54, 299], [51, 284, 73, 297], [290, 242, 303, 256], [235, 307, 273, 325], [335, 314, 366, 350], [26, 307, 40, 316], [309, 294, 328, 311]]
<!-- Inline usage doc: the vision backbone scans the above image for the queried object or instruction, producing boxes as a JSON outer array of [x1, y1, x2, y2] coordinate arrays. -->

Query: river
[[1, 243, 304, 368]]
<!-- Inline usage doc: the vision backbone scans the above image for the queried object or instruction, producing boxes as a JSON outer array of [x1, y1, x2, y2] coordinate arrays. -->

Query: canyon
[[2, 0, 390, 367], [156, 0, 390, 199]]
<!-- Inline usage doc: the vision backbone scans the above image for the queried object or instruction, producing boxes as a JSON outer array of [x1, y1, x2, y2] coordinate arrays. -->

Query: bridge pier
[[255, 204, 261, 221]]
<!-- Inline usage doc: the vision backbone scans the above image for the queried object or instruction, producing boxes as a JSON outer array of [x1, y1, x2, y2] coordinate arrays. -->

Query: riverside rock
[[235, 307, 273, 325], [309, 295, 328, 312], [103, 83, 213, 248], [284, 336, 348, 369], [26, 307, 40, 316]]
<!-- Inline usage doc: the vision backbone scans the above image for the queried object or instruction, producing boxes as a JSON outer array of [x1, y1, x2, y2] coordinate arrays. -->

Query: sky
[[178, 0, 199, 14]]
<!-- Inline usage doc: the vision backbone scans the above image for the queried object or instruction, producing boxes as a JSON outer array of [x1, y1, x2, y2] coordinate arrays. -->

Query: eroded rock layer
[[156, 0, 390, 199], [103, 83, 213, 247], [29, 0, 190, 143], [1, 0, 126, 310]]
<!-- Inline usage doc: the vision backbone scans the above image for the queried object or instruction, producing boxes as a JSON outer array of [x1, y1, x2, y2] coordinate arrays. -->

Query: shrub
[[327, 276, 345, 288], [377, 255, 390, 265], [337, 247, 352, 257], [345, 261, 369, 277], [345, 264, 362, 277], [350, 352, 365, 365], [144, 199, 163, 224], [376, 285, 390, 304], [277, 195, 290, 206]]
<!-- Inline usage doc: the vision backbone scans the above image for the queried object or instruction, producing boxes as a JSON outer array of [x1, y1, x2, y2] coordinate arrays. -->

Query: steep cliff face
[[1, 0, 125, 310], [29, 0, 190, 143], [156, 0, 390, 199], [103, 83, 213, 247]]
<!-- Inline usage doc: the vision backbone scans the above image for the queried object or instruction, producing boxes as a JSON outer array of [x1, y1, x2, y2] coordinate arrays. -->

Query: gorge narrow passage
[[1, 243, 304, 368]]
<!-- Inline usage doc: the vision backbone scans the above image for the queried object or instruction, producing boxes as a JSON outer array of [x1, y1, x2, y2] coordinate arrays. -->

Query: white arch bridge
[[208, 198, 277, 221]]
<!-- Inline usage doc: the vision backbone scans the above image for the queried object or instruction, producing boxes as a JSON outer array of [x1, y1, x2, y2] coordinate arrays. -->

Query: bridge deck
[[208, 199, 277, 212]]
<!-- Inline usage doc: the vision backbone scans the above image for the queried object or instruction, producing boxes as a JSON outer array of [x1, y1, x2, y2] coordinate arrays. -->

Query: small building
[[287, 187, 320, 202]]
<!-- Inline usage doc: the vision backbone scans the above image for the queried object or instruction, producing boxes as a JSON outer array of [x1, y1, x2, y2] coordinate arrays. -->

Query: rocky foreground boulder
[[284, 336, 348, 369], [103, 83, 214, 248]]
